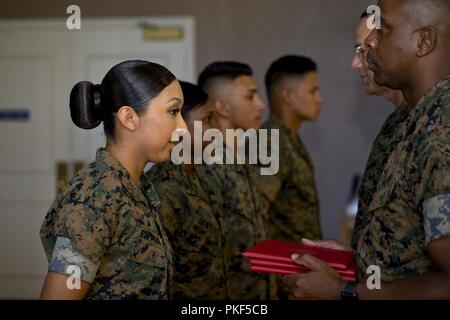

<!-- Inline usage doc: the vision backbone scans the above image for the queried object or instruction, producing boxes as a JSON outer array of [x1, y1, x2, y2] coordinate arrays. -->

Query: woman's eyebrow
[[167, 97, 183, 104]]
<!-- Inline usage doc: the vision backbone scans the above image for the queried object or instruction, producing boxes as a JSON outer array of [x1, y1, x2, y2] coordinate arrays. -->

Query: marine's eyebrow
[[167, 97, 183, 104]]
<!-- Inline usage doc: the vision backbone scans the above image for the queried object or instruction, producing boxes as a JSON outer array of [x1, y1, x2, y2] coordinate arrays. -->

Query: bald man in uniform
[[283, 0, 450, 299]]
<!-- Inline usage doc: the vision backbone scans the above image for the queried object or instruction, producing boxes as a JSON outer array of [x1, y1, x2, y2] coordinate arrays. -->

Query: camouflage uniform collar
[[415, 75, 450, 110], [268, 113, 308, 150], [397, 100, 411, 110], [268, 114, 298, 139], [403, 75, 450, 137], [268, 114, 285, 130], [95, 148, 148, 204]]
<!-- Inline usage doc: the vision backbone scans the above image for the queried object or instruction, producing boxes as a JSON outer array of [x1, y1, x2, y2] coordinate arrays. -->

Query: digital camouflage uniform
[[352, 76, 450, 282], [40, 148, 174, 300], [352, 102, 410, 248], [259, 115, 322, 242], [199, 161, 274, 300], [146, 161, 230, 299]]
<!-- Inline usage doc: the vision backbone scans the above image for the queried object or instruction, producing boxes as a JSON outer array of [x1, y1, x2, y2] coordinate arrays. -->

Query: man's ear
[[116, 106, 138, 132], [416, 27, 437, 57], [281, 87, 293, 106], [214, 99, 230, 118]]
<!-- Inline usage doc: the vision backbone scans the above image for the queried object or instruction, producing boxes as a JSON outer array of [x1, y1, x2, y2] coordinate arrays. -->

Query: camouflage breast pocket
[[361, 148, 426, 279], [130, 228, 168, 268], [182, 192, 221, 253], [290, 158, 317, 203], [368, 145, 407, 213], [109, 227, 171, 299], [357, 166, 399, 279], [368, 176, 396, 213], [257, 175, 281, 204]]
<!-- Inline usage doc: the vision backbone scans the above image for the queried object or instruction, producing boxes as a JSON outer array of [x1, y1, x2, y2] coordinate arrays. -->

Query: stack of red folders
[[242, 240, 357, 281]]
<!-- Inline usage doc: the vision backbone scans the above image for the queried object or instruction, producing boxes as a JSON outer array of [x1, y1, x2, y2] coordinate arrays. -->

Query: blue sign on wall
[[0, 109, 30, 121]]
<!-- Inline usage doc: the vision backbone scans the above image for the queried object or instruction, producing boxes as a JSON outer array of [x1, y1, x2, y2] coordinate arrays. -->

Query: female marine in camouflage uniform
[[39, 60, 186, 299]]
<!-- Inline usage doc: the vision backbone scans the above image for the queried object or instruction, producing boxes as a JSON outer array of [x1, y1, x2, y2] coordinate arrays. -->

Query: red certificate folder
[[243, 240, 356, 281]]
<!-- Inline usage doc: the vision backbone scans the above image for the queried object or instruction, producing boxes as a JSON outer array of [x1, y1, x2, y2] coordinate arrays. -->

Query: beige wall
[[1, 0, 394, 239]]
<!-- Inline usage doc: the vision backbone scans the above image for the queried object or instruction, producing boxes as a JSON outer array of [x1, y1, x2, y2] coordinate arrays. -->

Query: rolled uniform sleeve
[[48, 207, 111, 283], [49, 236, 98, 283], [424, 194, 450, 244], [419, 137, 450, 245]]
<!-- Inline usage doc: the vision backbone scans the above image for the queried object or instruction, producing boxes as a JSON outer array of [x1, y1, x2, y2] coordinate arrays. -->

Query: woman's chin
[[147, 143, 179, 164]]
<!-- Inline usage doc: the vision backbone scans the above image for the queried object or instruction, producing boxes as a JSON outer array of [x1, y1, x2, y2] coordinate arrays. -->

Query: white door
[[0, 17, 195, 299]]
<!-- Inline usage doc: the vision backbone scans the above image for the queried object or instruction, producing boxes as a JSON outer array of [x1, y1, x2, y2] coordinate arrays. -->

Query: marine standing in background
[[261, 55, 323, 242], [198, 61, 275, 299], [146, 81, 230, 299]]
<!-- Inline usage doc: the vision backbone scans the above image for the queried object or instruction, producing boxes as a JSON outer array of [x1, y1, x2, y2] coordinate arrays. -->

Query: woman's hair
[[179, 81, 209, 118], [69, 60, 176, 138]]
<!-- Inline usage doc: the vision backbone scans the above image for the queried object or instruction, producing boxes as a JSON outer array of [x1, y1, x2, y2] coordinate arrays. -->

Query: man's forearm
[[357, 272, 450, 299]]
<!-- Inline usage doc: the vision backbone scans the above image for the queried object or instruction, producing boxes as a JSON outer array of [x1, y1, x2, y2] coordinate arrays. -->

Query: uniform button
[[150, 201, 160, 211]]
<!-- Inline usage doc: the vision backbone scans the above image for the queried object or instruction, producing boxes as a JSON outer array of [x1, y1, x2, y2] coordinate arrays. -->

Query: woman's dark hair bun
[[69, 60, 176, 137], [69, 81, 103, 129]]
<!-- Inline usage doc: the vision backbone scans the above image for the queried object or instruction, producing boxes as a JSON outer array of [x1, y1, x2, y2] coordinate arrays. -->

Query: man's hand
[[282, 253, 347, 300]]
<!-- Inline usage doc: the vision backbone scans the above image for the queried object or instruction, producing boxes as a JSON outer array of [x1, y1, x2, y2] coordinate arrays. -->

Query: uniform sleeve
[[48, 236, 98, 283], [48, 206, 112, 283], [418, 133, 450, 245], [423, 194, 450, 245]]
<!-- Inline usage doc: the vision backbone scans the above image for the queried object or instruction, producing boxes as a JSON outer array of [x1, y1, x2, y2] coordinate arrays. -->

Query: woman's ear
[[116, 106, 138, 132]]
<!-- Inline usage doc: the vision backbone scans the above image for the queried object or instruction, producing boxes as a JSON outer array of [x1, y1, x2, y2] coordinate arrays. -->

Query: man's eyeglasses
[[355, 45, 369, 56]]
